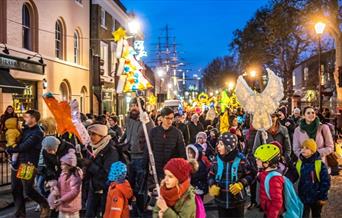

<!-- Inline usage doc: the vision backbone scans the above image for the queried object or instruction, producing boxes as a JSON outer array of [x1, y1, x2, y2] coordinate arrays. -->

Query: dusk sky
[[122, 0, 269, 75]]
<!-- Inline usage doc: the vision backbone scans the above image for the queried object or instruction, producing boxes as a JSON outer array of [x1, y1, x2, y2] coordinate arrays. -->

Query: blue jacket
[[10, 124, 43, 166], [297, 152, 330, 204]]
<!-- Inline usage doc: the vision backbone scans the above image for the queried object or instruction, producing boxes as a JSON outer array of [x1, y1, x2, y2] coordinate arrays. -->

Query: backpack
[[264, 171, 303, 218], [215, 155, 241, 182], [295, 159, 322, 182]]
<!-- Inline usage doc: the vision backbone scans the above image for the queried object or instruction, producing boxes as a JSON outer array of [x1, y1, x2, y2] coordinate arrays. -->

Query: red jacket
[[258, 170, 284, 218], [104, 180, 133, 218]]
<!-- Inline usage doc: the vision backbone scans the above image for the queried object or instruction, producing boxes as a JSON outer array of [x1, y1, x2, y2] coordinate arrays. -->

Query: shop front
[[0, 53, 44, 115]]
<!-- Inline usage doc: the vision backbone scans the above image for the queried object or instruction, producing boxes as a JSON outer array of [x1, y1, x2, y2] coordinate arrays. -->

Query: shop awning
[[0, 69, 25, 94]]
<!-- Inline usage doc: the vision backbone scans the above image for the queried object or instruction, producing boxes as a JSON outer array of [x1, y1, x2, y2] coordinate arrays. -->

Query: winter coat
[[153, 187, 196, 218], [186, 144, 209, 195], [253, 125, 292, 159], [124, 116, 154, 159], [297, 152, 330, 204], [293, 124, 334, 163], [86, 139, 119, 192], [175, 122, 188, 144], [42, 140, 74, 181], [8, 124, 43, 166], [57, 169, 83, 213], [150, 125, 186, 180], [258, 170, 284, 218], [186, 122, 204, 144], [4, 117, 20, 147], [208, 149, 256, 209], [110, 124, 123, 144], [104, 180, 133, 218]]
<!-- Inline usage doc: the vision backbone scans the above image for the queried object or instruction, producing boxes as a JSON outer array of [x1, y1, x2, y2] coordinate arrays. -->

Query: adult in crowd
[[7, 110, 50, 218], [156, 114, 162, 126], [174, 113, 187, 143], [278, 106, 296, 143], [122, 97, 154, 216], [186, 113, 204, 144], [82, 124, 119, 218], [0, 105, 18, 133], [290, 107, 302, 127], [293, 106, 334, 164], [150, 107, 186, 181], [213, 105, 229, 134], [108, 116, 122, 144], [253, 113, 292, 161]]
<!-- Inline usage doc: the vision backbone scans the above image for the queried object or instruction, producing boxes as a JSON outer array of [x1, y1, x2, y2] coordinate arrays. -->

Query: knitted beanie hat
[[87, 124, 108, 137], [164, 158, 192, 183], [302, 138, 317, 153], [60, 149, 77, 167], [108, 161, 127, 183], [42, 136, 60, 150]]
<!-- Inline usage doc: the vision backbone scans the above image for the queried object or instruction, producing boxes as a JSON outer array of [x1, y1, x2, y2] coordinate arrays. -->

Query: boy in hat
[[208, 132, 256, 218], [296, 139, 330, 218], [104, 161, 133, 218]]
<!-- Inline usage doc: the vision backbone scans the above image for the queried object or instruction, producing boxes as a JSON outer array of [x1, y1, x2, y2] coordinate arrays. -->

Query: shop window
[[12, 80, 38, 117], [74, 31, 80, 64]]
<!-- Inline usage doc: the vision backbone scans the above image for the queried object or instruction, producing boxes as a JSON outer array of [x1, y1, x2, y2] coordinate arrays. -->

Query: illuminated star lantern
[[147, 94, 157, 106], [113, 27, 127, 42]]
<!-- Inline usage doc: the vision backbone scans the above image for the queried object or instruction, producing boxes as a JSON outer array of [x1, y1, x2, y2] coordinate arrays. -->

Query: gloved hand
[[229, 182, 244, 195], [318, 200, 327, 206], [209, 185, 220, 197]]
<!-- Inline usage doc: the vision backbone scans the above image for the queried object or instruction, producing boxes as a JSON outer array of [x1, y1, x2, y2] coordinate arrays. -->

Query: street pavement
[[0, 171, 341, 218]]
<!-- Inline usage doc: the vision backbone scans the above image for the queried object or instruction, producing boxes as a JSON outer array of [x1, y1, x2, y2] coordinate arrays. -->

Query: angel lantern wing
[[236, 68, 284, 130]]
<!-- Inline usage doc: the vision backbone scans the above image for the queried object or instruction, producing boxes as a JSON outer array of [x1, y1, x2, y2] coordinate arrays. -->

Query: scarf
[[300, 117, 320, 139], [160, 179, 190, 207], [91, 135, 111, 157]]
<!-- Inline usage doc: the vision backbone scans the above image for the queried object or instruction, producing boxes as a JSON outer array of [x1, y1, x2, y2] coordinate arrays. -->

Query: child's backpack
[[296, 159, 322, 182], [264, 171, 303, 218]]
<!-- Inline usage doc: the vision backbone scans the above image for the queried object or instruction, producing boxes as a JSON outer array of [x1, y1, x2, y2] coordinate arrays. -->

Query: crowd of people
[[0, 99, 339, 218]]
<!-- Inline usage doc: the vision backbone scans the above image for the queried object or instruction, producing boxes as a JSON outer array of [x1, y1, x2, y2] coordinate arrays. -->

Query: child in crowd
[[48, 149, 82, 218], [186, 144, 209, 199], [4, 117, 21, 169], [196, 131, 215, 163], [104, 161, 133, 218], [208, 132, 256, 218], [154, 158, 196, 218], [254, 144, 284, 218], [296, 139, 330, 218]]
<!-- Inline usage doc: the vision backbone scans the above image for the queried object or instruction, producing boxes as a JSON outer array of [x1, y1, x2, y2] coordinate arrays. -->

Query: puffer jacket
[[5, 117, 20, 147], [186, 144, 209, 195], [258, 170, 284, 218], [153, 187, 196, 218], [8, 124, 43, 166], [150, 125, 186, 180], [104, 180, 133, 218], [58, 169, 83, 213], [208, 149, 256, 209], [86, 139, 119, 192], [297, 152, 330, 204]]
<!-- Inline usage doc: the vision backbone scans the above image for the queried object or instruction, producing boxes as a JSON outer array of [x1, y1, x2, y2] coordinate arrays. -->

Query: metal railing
[[0, 149, 11, 186]]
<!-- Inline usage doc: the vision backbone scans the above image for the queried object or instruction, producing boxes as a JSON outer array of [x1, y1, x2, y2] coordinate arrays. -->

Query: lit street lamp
[[228, 81, 235, 91], [250, 70, 257, 78], [315, 21, 326, 111], [128, 19, 141, 35]]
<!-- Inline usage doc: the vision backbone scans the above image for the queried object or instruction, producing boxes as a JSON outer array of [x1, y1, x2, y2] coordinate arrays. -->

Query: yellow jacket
[[5, 118, 21, 147], [219, 111, 229, 133]]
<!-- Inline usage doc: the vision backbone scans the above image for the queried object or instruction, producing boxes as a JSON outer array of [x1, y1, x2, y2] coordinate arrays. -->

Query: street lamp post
[[315, 21, 326, 111]]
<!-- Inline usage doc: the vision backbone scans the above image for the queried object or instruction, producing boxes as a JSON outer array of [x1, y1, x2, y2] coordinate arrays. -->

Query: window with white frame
[[110, 42, 117, 75], [101, 8, 106, 28], [293, 75, 296, 86], [55, 20, 64, 59], [303, 67, 308, 81], [22, 4, 32, 50], [100, 41, 108, 76], [74, 31, 80, 64], [112, 18, 116, 32]]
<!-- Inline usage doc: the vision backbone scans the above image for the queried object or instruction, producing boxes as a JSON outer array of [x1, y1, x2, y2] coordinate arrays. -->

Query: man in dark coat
[[7, 110, 50, 218], [186, 113, 204, 144], [150, 107, 186, 181]]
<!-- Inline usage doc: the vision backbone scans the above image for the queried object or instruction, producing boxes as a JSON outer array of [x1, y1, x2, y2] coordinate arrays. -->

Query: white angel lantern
[[235, 68, 284, 130]]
